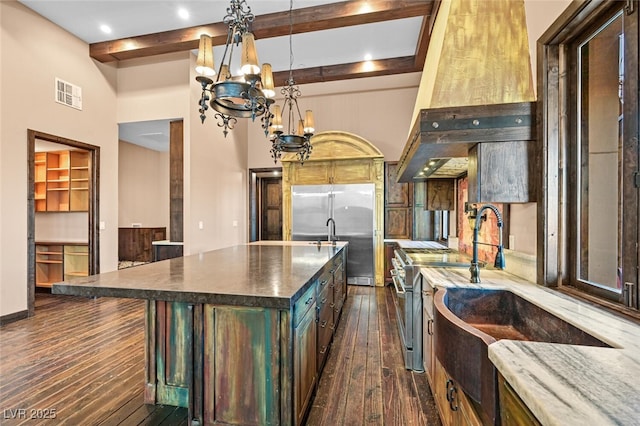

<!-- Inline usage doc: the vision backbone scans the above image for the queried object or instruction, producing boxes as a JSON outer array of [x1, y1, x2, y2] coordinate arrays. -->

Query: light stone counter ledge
[[420, 267, 640, 426]]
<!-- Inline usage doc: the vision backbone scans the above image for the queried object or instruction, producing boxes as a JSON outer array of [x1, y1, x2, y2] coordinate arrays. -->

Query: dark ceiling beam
[[90, 0, 432, 62], [414, 0, 440, 69], [272, 56, 420, 86]]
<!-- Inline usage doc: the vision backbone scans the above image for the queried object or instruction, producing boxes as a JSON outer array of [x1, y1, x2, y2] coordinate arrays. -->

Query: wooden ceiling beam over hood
[[89, 0, 436, 84]]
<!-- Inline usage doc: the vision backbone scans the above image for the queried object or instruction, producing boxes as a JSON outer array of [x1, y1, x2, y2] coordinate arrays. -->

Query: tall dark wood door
[[384, 162, 413, 239], [261, 177, 283, 240]]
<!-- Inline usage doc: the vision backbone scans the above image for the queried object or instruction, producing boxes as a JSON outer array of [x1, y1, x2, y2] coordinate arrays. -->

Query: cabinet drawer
[[317, 316, 333, 368], [293, 283, 316, 327], [317, 272, 332, 298]]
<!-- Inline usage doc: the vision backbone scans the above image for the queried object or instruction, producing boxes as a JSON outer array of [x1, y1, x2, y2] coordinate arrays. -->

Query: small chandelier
[[269, 0, 315, 164], [195, 0, 275, 137]]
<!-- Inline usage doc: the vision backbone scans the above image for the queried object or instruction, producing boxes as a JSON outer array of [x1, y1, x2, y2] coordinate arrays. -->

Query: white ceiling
[[18, 0, 425, 150]]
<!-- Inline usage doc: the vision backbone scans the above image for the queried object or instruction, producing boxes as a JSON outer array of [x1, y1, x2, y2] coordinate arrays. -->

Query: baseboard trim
[[0, 310, 29, 326]]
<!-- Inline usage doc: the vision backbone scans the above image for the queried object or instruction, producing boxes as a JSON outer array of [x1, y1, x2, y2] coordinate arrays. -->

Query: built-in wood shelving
[[35, 242, 89, 288], [35, 150, 89, 212]]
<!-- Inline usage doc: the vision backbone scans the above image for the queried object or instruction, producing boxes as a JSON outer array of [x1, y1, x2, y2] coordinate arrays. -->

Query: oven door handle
[[392, 275, 406, 295]]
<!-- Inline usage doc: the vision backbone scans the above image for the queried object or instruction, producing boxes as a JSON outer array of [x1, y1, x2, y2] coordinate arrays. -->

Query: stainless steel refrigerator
[[291, 183, 375, 285]]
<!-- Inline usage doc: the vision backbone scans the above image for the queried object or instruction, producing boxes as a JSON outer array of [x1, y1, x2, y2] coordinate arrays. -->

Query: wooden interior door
[[261, 177, 282, 241]]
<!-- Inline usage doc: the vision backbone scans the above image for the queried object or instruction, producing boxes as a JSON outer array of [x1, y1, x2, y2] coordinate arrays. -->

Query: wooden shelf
[[36, 242, 88, 288], [35, 150, 89, 212]]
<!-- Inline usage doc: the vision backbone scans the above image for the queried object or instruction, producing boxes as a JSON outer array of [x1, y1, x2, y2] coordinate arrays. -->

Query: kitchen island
[[420, 267, 640, 426], [52, 241, 348, 426]]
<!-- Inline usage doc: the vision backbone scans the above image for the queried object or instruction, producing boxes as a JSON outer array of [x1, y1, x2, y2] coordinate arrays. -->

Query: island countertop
[[52, 241, 347, 309], [420, 267, 640, 426]]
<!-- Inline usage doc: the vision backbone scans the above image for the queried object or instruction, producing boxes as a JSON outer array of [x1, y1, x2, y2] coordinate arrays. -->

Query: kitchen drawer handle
[[445, 379, 458, 411], [427, 319, 433, 335], [330, 302, 335, 308], [330, 323, 335, 330], [305, 297, 314, 306], [319, 346, 327, 354], [320, 279, 328, 287], [320, 320, 328, 328], [392, 275, 405, 295]]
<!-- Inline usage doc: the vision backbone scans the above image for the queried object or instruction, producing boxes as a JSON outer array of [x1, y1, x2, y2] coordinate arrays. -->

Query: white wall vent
[[55, 78, 82, 110]]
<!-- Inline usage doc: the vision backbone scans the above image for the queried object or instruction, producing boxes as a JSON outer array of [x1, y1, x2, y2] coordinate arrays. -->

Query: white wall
[[0, 1, 118, 317], [118, 141, 169, 231]]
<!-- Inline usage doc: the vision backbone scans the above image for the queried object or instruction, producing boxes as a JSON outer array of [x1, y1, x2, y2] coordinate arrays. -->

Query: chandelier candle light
[[269, 0, 315, 163], [195, 0, 275, 137]]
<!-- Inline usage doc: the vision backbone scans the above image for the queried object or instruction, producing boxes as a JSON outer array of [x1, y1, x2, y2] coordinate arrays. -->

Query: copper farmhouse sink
[[434, 287, 611, 425]]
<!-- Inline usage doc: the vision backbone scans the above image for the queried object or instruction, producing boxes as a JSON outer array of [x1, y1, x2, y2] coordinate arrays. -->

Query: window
[[574, 11, 624, 296], [540, 1, 639, 310]]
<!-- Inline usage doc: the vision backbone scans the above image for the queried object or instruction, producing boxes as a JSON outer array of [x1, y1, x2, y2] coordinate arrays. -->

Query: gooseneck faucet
[[470, 204, 505, 283], [326, 218, 337, 245]]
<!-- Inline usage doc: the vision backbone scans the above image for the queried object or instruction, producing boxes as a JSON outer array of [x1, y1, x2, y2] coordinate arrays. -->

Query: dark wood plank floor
[[0, 286, 440, 425]]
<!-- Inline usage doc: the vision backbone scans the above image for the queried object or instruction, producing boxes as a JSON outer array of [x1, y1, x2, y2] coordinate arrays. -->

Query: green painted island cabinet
[[144, 249, 347, 425]]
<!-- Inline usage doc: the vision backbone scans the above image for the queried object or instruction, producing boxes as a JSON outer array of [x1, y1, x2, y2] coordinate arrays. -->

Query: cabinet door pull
[[445, 379, 458, 411], [319, 345, 327, 354], [305, 297, 314, 305], [320, 320, 328, 328], [427, 319, 433, 335]]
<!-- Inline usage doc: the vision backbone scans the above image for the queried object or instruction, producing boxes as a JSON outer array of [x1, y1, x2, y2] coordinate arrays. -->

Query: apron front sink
[[434, 287, 611, 425]]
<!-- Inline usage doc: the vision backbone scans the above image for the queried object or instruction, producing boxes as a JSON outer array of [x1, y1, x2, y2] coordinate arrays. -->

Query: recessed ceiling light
[[100, 24, 112, 34], [178, 8, 189, 20]]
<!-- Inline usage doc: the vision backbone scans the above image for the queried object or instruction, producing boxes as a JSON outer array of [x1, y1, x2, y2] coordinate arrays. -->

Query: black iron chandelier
[[195, 0, 275, 137], [268, 0, 315, 164]]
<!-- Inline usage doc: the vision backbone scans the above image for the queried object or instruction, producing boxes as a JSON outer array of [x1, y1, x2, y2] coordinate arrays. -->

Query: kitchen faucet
[[326, 218, 337, 245], [470, 204, 505, 283]]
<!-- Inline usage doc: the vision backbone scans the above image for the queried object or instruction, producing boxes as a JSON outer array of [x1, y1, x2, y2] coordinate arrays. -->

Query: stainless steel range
[[391, 247, 463, 371]]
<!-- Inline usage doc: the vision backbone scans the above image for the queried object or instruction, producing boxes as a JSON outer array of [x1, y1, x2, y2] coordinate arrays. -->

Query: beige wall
[[188, 54, 249, 254], [247, 73, 421, 166], [507, 0, 571, 258], [0, 0, 576, 318], [1, 1, 118, 317], [118, 141, 169, 231]]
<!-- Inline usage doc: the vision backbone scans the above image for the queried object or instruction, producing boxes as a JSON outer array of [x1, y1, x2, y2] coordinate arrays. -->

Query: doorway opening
[[27, 130, 100, 316], [249, 168, 283, 242], [117, 119, 184, 266]]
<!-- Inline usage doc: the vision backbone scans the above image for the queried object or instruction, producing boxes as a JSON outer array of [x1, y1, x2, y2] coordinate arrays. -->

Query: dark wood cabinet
[[384, 162, 413, 239], [118, 227, 166, 262], [426, 179, 455, 211], [468, 141, 532, 203], [384, 242, 397, 285], [294, 302, 317, 425], [152, 243, 183, 262]]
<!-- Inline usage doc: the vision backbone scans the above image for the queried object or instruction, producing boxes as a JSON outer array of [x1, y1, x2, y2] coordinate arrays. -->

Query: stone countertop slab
[[420, 266, 640, 426], [383, 239, 448, 249], [53, 242, 347, 310]]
